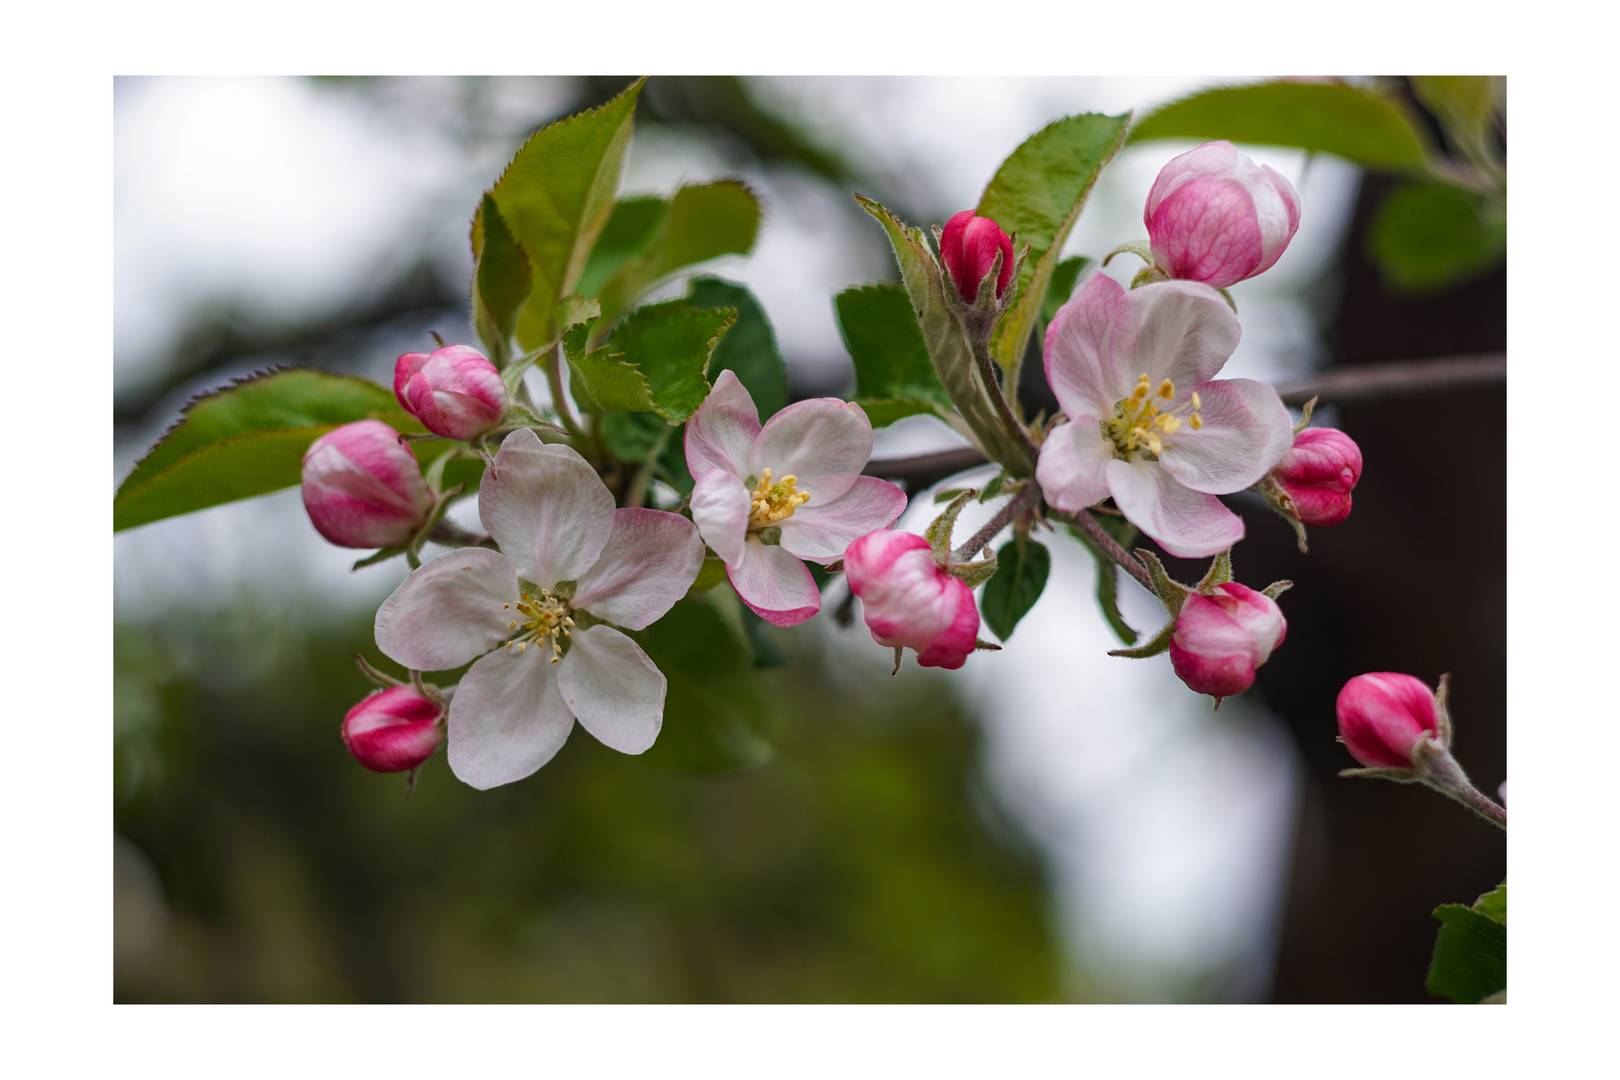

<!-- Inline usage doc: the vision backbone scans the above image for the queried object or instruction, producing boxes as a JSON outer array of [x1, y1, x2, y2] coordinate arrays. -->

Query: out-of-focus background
[[113, 76, 1505, 1002]]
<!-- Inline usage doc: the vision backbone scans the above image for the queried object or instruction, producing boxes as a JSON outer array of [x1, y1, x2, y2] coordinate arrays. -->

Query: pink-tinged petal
[[1336, 672, 1438, 770], [1044, 273, 1133, 419], [684, 368, 761, 481], [750, 398, 872, 505], [1273, 427, 1362, 527], [777, 476, 908, 562], [845, 537, 954, 644], [691, 467, 750, 566], [1167, 583, 1286, 700], [1144, 141, 1245, 224], [915, 578, 978, 670], [1106, 457, 1243, 559], [842, 529, 933, 593], [479, 429, 615, 587], [1124, 279, 1242, 391], [728, 537, 821, 626], [1219, 582, 1287, 664], [557, 625, 666, 755], [1034, 417, 1114, 512], [374, 548, 519, 671], [1251, 164, 1302, 275], [571, 508, 705, 630], [394, 352, 430, 402], [446, 647, 575, 789], [1158, 378, 1293, 495], [1148, 177, 1264, 289], [301, 421, 433, 549]]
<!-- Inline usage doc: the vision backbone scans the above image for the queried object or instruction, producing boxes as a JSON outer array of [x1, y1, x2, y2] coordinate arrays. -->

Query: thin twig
[[951, 485, 1040, 562], [969, 336, 1041, 466], [1060, 508, 1154, 592]]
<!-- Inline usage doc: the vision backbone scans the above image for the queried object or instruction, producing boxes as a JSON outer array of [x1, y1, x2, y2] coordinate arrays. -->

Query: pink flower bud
[[1168, 582, 1286, 700], [1271, 427, 1362, 527], [394, 344, 508, 441], [844, 530, 979, 670], [342, 685, 446, 773], [301, 419, 434, 549], [1144, 141, 1302, 289], [940, 210, 1015, 305], [1336, 672, 1440, 770]]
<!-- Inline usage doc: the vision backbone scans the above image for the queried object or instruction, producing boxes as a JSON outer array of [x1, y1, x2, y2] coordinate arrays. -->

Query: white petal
[[1158, 378, 1294, 495], [1034, 417, 1114, 512], [571, 508, 705, 630], [728, 536, 821, 626], [1044, 272, 1133, 418], [374, 548, 519, 671], [447, 646, 576, 789], [1125, 280, 1241, 392], [684, 368, 760, 481], [557, 625, 665, 755], [749, 397, 872, 505], [777, 476, 908, 562], [1106, 456, 1244, 559], [691, 467, 750, 566], [479, 429, 615, 587]]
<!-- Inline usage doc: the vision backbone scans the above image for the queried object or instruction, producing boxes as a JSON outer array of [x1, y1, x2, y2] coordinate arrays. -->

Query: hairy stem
[[951, 484, 1039, 563], [544, 343, 583, 438], [1423, 753, 1508, 831], [968, 334, 1040, 468], [1061, 508, 1154, 592]]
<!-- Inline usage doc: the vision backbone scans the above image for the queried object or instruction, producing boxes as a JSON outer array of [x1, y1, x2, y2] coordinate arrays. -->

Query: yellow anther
[[1158, 379, 1174, 400], [747, 467, 812, 530], [1190, 413, 1203, 430], [1191, 392, 1201, 410], [1159, 415, 1181, 435]]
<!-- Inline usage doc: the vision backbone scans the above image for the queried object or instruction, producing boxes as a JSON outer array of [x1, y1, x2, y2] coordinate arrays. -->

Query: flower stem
[[544, 343, 583, 438], [1061, 508, 1154, 592], [1422, 752, 1508, 831], [968, 335, 1040, 468], [951, 484, 1039, 563]]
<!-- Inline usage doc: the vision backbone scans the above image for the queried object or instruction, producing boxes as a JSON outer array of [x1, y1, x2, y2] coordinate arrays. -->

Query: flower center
[[502, 589, 575, 663], [1104, 373, 1204, 458], [747, 467, 811, 530]]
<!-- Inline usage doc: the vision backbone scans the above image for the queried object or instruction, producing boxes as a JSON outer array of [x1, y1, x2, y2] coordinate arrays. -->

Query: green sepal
[[1261, 580, 1293, 601], [1135, 548, 1192, 615], [1195, 548, 1233, 592], [933, 488, 970, 504], [948, 552, 1000, 590], [351, 545, 406, 571], [974, 639, 1003, 652], [978, 471, 1007, 503], [1293, 395, 1318, 435], [1108, 617, 1176, 660], [924, 489, 977, 561], [1101, 240, 1154, 268], [1130, 266, 1169, 289], [1216, 287, 1237, 313]]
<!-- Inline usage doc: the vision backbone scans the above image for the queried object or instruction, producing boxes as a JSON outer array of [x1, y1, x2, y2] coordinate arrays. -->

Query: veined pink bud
[[1336, 672, 1439, 770], [394, 344, 507, 441], [301, 419, 433, 549], [342, 685, 446, 773], [844, 530, 979, 670], [940, 211, 1015, 305], [1272, 427, 1362, 527], [1145, 141, 1302, 289], [1168, 582, 1286, 700]]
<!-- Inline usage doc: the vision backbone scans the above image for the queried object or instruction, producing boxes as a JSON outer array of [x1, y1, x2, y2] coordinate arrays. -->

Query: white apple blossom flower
[[686, 370, 907, 626], [374, 429, 704, 789]]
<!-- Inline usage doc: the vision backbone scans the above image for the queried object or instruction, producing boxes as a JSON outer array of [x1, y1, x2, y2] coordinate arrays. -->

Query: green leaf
[[565, 348, 654, 414], [471, 194, 534, 365], [575, 196, 667, 299], [687, 276, 788, 418], [592, 180, 762, 335], [1067, 516, 1140, 646], [1040, 256, 1089, 325], [981, 537, 1050, 641], [1368, 181, 1506, 293], [114, 369, 419, 533], [836, 283, 951, 424], [606, 300, 735, 424], [1129, 80, 1431, 169], [1428, 883, 1507, 1003], [635, 598, 774, 773], [978, 113, 1130, 381], [1410, 77, 1501, 145], [473, 77, 644, 350]]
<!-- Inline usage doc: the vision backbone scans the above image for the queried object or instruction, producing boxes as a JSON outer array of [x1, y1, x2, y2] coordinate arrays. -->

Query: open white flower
[[374, 429, 704, 789]]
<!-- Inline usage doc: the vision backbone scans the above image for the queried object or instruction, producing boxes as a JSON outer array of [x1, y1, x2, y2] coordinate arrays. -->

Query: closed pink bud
[[940, 210, 1015, 305], [342, 685, 446, 773], [1272, 427, 1362, 527], [1168, 582, 1286, 700], [844, 529, 979, 670], [394, 344, 507, 441], [301, 419, 433, 549], [1335, 672, 1439, 770], [1145, 141, 1302, 289]]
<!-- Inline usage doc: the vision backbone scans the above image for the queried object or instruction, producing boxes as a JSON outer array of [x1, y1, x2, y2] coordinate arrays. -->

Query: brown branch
[[1058, 508, 1154, 592], [951, 484, 1040, 563]]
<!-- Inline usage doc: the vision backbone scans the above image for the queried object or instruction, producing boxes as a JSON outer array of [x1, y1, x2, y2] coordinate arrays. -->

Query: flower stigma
[[502, 589, 575, 663], [747, 467, 810, 531], [1104, 373, 1204, 458]]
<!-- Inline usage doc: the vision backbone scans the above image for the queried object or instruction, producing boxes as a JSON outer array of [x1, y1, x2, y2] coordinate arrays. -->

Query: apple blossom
[[1145, 141, 1302, 289], [1035, 274, 1294, 558], [394, 344, 508, 441], [1336, 672, 1440, 770], [1168, 582, 1286, 701], [940, 210, 1015, 305], [301, 419, 435, 549], [374, 429, 704, 789], [1270, 427, 1363, 527], [686, 370, 907, 627], [342, 685, 446, 773], [844, 530, 979, 670]]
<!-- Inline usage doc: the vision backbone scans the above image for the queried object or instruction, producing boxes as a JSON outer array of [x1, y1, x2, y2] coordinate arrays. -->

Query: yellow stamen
[[1158, 379, 1174, 400], [747, 467, 812, 530], [1190, 414, 1203, 430], [1103, 375, 1206, 458], [503, 588, 574, 661]]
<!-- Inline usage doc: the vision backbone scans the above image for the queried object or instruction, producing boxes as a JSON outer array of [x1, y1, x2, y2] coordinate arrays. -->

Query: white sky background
[[113, 76, 1361, 1001]]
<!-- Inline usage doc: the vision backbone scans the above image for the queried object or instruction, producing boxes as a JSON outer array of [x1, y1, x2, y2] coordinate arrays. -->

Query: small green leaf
[[471, 194, 533, 364], [836, 283, 952, 423], [114, 369, 419, 532], [687, 276, 788, 418], [575, 196, 667, 300], [1428, 883, 1507, 1003], [601, 410, 667, 462], [606, 300, 735, 424], [1040, 256, 1089, 325], [566, 347, 654, 413], [1129, 80, 1431, 169], [981, 537, 1050, 641], [1067, 516, 1140, 645], [1474, 883, 1507, 925], [634, 598, 774, 773], [1369, 181, 1506, 293], [924, 489, 976, 559]]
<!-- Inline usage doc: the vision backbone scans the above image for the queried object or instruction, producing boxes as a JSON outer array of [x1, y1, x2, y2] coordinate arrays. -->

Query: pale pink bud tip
[[940, 210, 1015, 305], [1144, 141, 1302, 289], [1273, 427, 1362, 527], [1335, 672, 1439, 770], [301, 420, 434, 549], [1168, 582, 1287, 700], [342, 685, 446, 773], [394, 344, 508, 441], [844, 529, 979, 670]]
